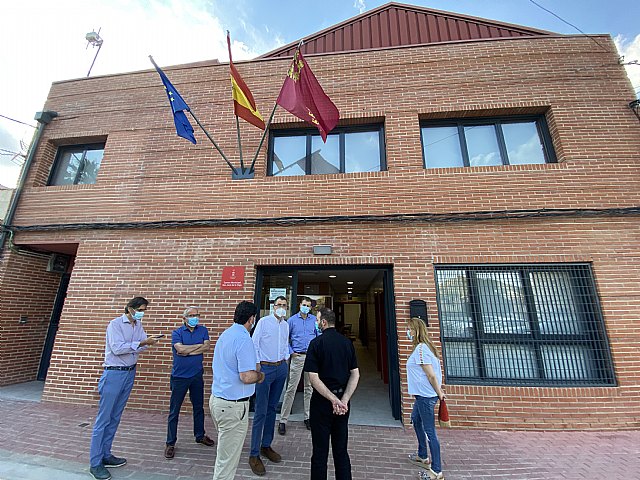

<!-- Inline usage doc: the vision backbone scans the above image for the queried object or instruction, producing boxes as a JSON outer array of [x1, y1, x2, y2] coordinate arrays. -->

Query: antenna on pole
[[85, 28, 104, 77]]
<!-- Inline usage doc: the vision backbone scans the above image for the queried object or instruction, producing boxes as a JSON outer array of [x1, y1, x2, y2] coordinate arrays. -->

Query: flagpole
[[248, 103, 278, 173], [188, 110, 239, 176], [248, 39, 304, 173], [235, 115, 245, 172], [149, 55, 238, 176]]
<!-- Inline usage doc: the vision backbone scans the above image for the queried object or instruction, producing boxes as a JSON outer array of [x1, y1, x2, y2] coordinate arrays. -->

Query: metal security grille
[[434, 264, 615, 386]]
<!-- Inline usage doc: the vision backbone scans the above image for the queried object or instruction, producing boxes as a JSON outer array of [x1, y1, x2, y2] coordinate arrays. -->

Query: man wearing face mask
[[304, 307, 360, 480], [89, 297, 160, 480], [248, 295, 290, 476], [164, 306, 214, 459], [278, 297, 317, 435]]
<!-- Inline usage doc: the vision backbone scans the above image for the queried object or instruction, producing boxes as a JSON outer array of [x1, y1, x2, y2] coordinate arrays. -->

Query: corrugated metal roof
[[261, 2, 554, 58]]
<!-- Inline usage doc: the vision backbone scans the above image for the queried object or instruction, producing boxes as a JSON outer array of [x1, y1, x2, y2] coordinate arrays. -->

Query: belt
[[217, 396, 250, 402], [294, 351, 306, 355], [105, 365, 136, 371], [260, 360, 284, 366]]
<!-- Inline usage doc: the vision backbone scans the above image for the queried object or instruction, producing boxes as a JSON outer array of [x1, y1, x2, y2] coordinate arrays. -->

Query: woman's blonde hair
[[408, 317, 439, 358]]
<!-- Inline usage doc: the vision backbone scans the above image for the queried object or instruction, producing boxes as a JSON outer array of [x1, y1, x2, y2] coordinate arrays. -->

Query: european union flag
[[153, 64, 196, 144]]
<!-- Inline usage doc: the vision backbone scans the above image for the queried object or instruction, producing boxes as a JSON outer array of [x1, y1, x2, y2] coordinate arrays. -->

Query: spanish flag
[[227, 32, 265, 130]]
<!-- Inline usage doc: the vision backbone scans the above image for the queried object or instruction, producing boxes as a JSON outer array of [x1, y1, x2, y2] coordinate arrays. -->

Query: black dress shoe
[[304, 419, 311, 430], [278, 422, 286, 435], [196, 435, 215, 446]]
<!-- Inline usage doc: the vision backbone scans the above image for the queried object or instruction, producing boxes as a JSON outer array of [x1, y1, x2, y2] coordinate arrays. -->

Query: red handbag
[[438, 399, 451, 428]]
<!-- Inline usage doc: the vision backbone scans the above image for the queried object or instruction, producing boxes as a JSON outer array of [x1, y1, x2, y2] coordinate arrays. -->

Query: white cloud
[[0, 0, 263, 187], [615, 34, 640, 98], [353, 0, 366, 14]]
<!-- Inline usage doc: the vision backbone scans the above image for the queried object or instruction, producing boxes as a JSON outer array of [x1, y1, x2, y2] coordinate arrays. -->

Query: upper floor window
[[421, 116, 556, 169], [268, 125, 386, 176], [435, 264, 615, 387], [48, 143, 105, 186]]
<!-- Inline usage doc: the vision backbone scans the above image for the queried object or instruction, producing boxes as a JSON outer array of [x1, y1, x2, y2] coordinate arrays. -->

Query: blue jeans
[[411, 395, 442, 473], [250, 362, 287, 457], [89, 369, 136, 467], [166, 372, 205, 445]]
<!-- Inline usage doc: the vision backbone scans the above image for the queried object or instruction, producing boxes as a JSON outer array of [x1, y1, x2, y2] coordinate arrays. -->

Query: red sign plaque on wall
[[221, 266, 245, 290]]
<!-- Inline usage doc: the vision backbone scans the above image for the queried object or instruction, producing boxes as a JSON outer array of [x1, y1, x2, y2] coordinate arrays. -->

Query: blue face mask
[[300, 305, 311, 315], [275, 307, 287, 318], [187, 316, 199, 328], [315, 321, 322, 334], [132, 310, 145, 321]]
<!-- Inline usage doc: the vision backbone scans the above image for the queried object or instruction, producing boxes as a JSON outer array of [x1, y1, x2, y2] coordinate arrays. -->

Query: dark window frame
[[267, 124, 387, 176], [434, 263, 615, 387], [47, 143, 106, 186], [420, 115, 557, 168]]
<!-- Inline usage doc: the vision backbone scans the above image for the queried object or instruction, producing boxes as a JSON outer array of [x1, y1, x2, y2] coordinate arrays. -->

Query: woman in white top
[[406, 317, 446, 480]]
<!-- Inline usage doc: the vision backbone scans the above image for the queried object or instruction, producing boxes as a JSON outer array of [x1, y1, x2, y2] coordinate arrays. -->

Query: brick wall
[[2, 34, 639, 429], [0, 250, 61, 385]]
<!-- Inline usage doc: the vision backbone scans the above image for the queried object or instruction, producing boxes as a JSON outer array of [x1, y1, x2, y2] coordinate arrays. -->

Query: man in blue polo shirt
[[164, 306, 214, 459], [210, 301, 265, 480], [278, 296, 317, 435]]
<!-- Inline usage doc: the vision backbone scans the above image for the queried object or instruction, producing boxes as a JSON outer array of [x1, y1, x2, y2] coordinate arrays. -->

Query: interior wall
[[344, 303, 361, 335]]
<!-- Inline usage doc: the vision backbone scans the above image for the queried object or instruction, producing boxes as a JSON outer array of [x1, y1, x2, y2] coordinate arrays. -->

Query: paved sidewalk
[[0, 395, 639, 479]]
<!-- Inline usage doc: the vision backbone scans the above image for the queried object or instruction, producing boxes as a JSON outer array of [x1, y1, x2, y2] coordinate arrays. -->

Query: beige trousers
[[210, 395, 249, 480], [279, 353, 312, 423]]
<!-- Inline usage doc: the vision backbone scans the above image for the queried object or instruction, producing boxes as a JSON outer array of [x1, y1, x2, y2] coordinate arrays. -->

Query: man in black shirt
[[303, 307, 360, 480]]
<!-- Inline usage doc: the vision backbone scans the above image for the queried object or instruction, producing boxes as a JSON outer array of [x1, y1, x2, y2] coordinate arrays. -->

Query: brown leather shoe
[[196, 435, 215, 446], [260, 446, 282, 463], [249, 456, 266, 476], [164, 444, 175, 459]]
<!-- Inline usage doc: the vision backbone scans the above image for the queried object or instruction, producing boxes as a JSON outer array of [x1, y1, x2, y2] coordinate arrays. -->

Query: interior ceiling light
[[329, 275, 337, 278], [347, 281, 354, 285]]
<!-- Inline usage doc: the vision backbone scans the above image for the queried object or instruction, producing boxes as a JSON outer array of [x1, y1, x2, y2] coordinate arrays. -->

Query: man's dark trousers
[[166, 372, 205, 445], [309, 393, 352, 480]]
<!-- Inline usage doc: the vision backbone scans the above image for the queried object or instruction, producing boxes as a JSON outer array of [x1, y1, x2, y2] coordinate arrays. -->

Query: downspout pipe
[[0, 110, 58, 257]]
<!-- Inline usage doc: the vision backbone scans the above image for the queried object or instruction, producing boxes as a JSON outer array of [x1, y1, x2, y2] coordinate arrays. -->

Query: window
[[269, 125, 386, 176], [48, 143, 105, 186], [434, 264, 615, 386], [421, 116, 555, 168]]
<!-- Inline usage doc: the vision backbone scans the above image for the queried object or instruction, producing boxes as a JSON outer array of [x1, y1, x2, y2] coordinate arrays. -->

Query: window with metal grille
[[268, 124, 386, 176], [421, 116, 556, 168], [434, 264, 615, 386], [48, 143, 105, 186]]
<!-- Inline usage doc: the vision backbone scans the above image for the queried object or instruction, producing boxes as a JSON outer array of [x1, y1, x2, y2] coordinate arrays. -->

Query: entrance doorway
[[255, 265, 401, 426]]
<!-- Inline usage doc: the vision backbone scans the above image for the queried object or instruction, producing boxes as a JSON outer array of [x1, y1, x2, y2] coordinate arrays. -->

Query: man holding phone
[[164, 306, 214, 459], [89, 297, 160, 480]]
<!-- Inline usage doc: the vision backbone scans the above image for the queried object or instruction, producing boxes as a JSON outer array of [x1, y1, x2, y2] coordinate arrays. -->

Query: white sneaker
[[418, 469, 445, 480], [408, 453, 431, 470]]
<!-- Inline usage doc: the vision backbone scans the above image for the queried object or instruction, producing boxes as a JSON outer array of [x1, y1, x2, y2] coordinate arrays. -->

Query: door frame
[[37, 272, 71, 381], [254, 264, 400, 420]]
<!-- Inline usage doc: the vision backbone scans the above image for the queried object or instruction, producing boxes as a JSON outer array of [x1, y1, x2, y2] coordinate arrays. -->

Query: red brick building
[[1, 3, 638, 429]]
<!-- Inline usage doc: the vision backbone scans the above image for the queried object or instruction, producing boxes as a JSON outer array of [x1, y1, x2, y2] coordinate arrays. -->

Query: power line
[[0, 114, 36, 129], [526, 0, 618, 55]]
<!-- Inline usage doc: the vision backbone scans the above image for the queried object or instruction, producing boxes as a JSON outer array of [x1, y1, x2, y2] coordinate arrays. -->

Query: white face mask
[[406, 328, 413, 341], [275, 307, 286, 318]]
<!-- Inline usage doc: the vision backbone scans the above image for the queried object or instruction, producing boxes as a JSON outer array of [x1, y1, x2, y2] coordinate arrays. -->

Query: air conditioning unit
[[47, 254, 69, 273]]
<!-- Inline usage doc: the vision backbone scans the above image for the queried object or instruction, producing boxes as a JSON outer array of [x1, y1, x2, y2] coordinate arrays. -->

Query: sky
[[1, 0, 638, 188]]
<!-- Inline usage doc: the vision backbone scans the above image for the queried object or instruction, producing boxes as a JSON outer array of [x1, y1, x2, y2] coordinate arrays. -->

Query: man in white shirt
[[248, 296, 290, 476]]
